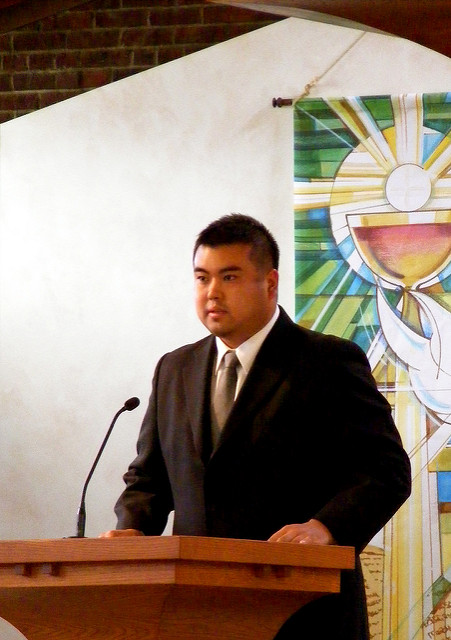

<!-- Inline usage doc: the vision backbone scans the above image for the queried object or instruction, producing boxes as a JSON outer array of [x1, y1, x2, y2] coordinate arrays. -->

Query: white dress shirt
[[213, 306, 280, 399]]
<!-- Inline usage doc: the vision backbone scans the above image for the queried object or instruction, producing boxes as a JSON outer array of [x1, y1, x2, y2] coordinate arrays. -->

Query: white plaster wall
[[0, 19, 450, 637]]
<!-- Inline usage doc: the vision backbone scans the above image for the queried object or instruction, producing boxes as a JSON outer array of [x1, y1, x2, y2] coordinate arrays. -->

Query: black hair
[[193, 213, 279, 271]]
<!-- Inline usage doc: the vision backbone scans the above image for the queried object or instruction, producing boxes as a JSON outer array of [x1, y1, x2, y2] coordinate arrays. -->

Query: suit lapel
[[182, 309, 310, 461], [214, 309, 301, 452], [182, 335, 216, 462]]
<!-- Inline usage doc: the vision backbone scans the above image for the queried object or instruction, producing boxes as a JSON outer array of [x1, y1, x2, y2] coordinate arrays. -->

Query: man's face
[[194, 243, 278, 348]]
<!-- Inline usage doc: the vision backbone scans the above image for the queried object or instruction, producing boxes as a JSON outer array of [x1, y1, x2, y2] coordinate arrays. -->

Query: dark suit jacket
[[115, 307, 411, 639]]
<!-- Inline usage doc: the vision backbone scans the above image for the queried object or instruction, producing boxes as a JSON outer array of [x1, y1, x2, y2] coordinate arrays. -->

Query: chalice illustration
[[326, 97, 451, 422]]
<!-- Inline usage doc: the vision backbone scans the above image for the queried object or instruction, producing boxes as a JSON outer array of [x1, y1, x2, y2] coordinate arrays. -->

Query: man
[[101, 214, 411, 639]]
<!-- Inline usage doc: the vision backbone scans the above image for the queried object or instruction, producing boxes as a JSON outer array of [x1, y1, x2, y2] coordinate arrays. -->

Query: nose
[[207, 277, 221, 299]]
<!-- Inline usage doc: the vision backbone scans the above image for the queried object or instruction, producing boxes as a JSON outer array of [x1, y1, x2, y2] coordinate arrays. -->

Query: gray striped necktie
[[214, 350, 239, 430]]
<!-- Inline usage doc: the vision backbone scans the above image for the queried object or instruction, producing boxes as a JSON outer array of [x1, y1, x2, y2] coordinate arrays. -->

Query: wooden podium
[[0, 536, 354, 640]]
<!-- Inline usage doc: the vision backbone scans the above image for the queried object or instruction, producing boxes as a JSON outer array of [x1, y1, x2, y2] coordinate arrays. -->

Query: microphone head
[[124, 397, 140, 411]]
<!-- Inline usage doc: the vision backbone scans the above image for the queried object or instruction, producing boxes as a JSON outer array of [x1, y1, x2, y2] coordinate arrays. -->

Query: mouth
[[207, 307, 227, 319]]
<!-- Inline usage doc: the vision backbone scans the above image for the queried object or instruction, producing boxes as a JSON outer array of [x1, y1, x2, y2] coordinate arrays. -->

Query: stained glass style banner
[[294, 93, 451, 640]]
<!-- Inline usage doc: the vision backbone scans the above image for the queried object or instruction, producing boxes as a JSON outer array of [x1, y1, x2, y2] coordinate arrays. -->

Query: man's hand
[[98, 529, 144, 538], [268, 519, 335, 545]]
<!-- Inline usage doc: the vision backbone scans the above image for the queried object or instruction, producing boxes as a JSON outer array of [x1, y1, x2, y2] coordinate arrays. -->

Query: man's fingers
[[98, 529, 144, 538], [268, 520, 334, 545]]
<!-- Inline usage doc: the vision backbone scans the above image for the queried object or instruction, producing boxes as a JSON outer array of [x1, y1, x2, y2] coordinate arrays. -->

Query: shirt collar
[[215, 306, 280, 374]]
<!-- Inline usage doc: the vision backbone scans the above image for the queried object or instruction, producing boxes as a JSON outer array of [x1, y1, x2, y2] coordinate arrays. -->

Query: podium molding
[[0, 536, 354, 640]]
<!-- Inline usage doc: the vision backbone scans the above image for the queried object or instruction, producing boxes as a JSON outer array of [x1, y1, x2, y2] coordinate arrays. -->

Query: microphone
[[72, 397, 140, 538]]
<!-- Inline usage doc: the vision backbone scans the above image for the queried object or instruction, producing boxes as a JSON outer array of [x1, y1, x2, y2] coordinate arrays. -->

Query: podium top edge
[[0, 536, 355, 569]]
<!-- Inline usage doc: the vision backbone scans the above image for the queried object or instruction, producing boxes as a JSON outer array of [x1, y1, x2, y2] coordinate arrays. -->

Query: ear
[[266, 269, 279, 297]]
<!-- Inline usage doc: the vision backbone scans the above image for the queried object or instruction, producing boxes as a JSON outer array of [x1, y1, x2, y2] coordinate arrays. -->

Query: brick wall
[[0, 0, 281, 123]]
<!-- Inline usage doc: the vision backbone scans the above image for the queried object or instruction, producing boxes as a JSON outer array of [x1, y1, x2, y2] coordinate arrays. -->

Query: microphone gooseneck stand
[[71, 396, 140, 538]]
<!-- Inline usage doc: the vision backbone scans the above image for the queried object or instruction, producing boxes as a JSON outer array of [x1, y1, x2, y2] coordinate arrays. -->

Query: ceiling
[[0, 0, 449, 58], [207, 0, 451, 58]]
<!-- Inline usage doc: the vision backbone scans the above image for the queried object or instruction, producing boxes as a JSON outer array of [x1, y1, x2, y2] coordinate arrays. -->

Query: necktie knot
[[223, 350, 239, 371]]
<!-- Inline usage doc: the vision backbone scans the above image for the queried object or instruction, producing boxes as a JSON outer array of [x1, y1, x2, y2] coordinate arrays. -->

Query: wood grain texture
[[0, 536, 354, 640]]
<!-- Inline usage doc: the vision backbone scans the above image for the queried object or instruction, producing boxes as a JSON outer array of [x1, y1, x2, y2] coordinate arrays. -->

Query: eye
[[223, 274, 236, 281]]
